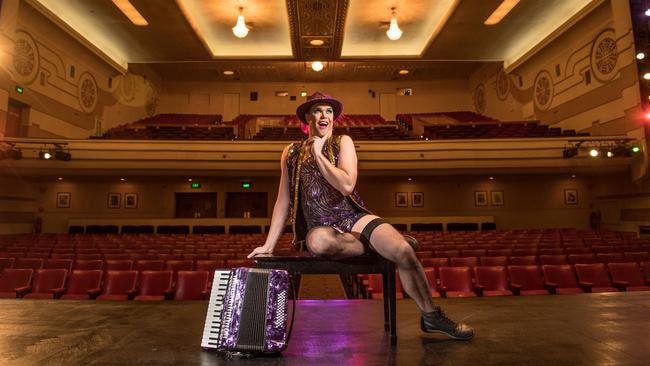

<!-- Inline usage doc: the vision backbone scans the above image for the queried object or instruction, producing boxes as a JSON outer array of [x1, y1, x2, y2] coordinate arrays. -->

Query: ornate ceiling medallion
[[12, 31, 40, 84], [533, 70, 553, 111], [590, 29, 618, 82]]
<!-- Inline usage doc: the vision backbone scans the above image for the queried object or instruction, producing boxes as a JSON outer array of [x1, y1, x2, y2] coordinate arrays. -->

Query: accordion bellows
[[202, 267, 291, 354]]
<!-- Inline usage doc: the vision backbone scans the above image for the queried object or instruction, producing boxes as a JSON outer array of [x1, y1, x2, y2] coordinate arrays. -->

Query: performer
[[248, 92, 473, 340]]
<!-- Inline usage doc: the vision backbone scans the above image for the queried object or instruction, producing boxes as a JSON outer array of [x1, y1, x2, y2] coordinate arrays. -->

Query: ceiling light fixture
[[232, 7, 249, 38], [112, 0, 149, 26], [484, 0, 520, 25], [309, 39, 325, 46], [311, 61, 324, 72], [223, 70, 235, 75], [386, 7, 403, 41], [398, 69, 409, 75], [637, 52, 646, 60]]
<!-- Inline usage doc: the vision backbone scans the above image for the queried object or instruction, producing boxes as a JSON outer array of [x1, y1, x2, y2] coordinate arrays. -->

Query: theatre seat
[[45, 259, 73, 272], [567, 254, 597, 265], [574, 263, 618, 293], [595, 253, 626, 264], [480, 256, 508, 266], [173, 271, 209, 300], [0, 268, 33, 298], [539, 255, 568, 265], [508, 265, 550, 295], [607, 263, 650, 291], [0, 258, 15, 272], [97, 271, 137, 301], [134, 271, 173, 301], [474, 266, 513, 296], [135, 260, 164, 272], [104, 260, 134, 271], [60, 270, 103, 300], [14, 258, 44, 270], [165, 260, 194, 283], [509, 255, 537, 265], [75, 259, 103, 271], [438, 267, 476, 297], [225, 259, 256, 268], [541, 265, 584, 294], [22, 269, 68, 299], [367, 272, 404, 300], [195, 260, 225, 286], [450, 256, 478, 268]]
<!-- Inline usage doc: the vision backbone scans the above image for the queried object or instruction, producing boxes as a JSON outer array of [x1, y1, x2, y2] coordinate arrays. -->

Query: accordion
[[201, 267, 293, 355]]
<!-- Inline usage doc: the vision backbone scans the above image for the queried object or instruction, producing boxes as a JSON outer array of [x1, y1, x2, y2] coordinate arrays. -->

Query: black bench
[[255, 254, 398, 345]]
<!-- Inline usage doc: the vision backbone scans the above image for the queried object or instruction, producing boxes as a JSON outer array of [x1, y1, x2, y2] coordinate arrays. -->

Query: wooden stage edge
[[0, 292, 648, 366]]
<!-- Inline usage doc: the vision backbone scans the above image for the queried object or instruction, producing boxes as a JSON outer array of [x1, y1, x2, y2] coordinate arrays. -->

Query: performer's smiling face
[[306, 103, 334, 138]]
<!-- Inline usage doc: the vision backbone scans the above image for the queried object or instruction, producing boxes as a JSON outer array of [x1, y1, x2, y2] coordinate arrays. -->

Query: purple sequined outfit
[[299, 150, 366, 233]]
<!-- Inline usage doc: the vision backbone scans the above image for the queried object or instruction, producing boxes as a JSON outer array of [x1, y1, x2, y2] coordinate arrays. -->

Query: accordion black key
[[201, 267, 292, 355]]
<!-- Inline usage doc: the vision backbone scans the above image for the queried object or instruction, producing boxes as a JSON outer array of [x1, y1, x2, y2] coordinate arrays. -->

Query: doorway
[[225, 192, 268, 218], [175, 193, 217, 218]]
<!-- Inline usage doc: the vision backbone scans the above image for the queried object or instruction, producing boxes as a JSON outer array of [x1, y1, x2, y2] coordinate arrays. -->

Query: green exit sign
[[191, 183, 201, 188], [242, 182, 251, 189], [15, 86, 23, 94]]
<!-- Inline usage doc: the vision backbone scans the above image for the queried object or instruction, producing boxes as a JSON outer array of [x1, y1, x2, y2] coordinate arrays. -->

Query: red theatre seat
[[45, 259, 73, 272], [595, 253, 626, 264], [0, 268, 33, 298], [438, 267, 476, 297], [22, 269, 68, 299], [0, 258, 15, 272], [624, 252, 650, 263], [474, 266, 513, 296], [97, 271, 138, 301], [567, 254, 597, 265], [423, 268, 441, 297], [450, 257, 478, 268], [508, 265, 550, 295], [60, 270, 103, 300], [75, 259, 104, 270], [14, 258, 44, 270], [105, 260, 134, 271], [541, 265, 584, 294], [480, 256, 509, 267], [173, 271, 209, 300], [135, 260, 164, 272], [574, 263, 618, 293], [509, 256, 537, 265], [539, 255, 568, 265], [607, 263, 650, 291], [134, 271, 173, 301], [367, 273, 405, 300]]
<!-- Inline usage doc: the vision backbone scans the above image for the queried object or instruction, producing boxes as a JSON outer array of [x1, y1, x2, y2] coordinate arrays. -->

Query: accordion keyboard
[[200, 270, 232, 350]]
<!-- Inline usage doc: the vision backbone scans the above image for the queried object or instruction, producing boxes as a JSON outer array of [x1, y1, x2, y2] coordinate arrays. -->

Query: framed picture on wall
[[564, 189, 578, 205], [490, 191, 504, 206], [474, 191, 488, 206], [412, 192, 424, 207], [107, 193, 121, 208], [395, 192, 408, 207], [124, 193, 138, 209], [56, 192, 71, 208]]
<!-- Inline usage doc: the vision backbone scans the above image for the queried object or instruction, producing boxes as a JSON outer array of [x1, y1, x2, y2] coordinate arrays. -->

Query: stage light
[[386, 8, 403, 40], [563, 147, 578, 158], [637, 52, 646, 60], [39, 150, 52, 160], [643, 72, 650, 80], [631, 145, 641, 153], [589, 148, 599, 157], [606, 150, 614, 158], [645, 9, 650, 16]]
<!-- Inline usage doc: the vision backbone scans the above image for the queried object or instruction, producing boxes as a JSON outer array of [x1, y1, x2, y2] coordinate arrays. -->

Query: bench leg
[[382, 272, 390, 332], [387, 268, 397, 345]]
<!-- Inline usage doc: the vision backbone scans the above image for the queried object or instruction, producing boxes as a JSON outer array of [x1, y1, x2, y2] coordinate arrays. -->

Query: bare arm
[[311, 135, 358, 196], [248, 145, 291, 258]]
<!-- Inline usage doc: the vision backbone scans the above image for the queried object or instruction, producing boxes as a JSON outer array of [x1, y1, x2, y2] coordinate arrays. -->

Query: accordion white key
[[201, 267, 292, 354]]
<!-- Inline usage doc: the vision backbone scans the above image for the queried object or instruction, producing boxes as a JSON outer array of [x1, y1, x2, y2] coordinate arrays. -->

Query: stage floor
[[0, 292, 649, 366]]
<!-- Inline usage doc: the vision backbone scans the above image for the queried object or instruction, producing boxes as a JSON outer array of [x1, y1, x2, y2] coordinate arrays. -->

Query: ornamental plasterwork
[[473, 83, 486, 114], [590, 29, 618, 82], [78, 72, 98, 112], [496, 68, 510, 101], [12, 31, 40, 84], [533, 70, 553, 111]]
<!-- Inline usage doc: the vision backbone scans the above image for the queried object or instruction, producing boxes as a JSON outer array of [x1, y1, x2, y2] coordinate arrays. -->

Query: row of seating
[[0, 268, 211, 301], [417, 253, 650, 268], [251, 126, 413, 141], [421, 123, 585, 140], [0, 258, 255, 273], [96, 125, 235, 140], [367, 263, 650, 299]]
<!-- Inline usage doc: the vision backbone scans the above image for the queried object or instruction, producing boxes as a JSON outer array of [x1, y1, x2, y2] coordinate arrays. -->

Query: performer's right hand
[[247, 246, 273, 258]]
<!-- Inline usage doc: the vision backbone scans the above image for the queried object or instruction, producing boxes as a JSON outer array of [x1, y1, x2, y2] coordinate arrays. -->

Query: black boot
[[421, 307, 474, 340], [403, 235, 419, 251]]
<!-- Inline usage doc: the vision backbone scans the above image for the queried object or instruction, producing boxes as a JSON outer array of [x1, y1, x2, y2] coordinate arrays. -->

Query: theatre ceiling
[[26, 0, 601, 81]]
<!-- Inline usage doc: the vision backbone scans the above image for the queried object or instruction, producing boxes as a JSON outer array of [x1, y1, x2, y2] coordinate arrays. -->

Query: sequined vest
[[285, 135, 371, 250]]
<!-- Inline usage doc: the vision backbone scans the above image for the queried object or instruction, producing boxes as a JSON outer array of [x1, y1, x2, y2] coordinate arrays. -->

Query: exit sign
[[242, 182, 251, 189], [191, 183, 201, 188], [15, 86, 23, 94]]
